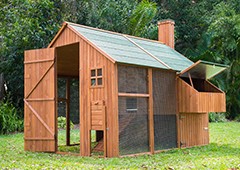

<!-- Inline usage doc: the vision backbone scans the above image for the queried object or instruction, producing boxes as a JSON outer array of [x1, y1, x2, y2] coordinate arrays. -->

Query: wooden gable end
[[79, 37, 119, 157], [48, 24, 80, 48], [47, 22, 118, 157]]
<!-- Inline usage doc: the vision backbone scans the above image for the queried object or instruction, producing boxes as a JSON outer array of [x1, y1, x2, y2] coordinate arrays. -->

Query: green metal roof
[[68, 22, 193, 71]]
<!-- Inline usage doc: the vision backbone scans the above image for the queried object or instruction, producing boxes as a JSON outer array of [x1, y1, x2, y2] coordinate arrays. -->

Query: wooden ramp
[[93, 139, 104, 152]]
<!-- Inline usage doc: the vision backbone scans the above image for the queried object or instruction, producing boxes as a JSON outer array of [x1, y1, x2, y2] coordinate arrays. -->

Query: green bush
[[234, 115, 240, 122], [209, 112, 227, 123], [0, 100, 23, 134], [58, 116, 74, 129]]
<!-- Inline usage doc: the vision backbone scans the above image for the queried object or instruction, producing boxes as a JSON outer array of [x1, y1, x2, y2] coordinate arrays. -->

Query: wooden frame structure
[[24, 21, 227, 157]]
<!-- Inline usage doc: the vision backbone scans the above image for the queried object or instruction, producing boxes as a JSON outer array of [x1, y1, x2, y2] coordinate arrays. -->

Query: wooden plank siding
[[24, 48, 56, 152], [179, 113, 209, 147], [177, 77, 226, 113], [48, 26, 118, 157]]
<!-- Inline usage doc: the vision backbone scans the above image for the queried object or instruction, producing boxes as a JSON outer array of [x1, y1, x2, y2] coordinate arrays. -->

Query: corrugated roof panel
[[70, 24, 167, 69], [129, 37, 193, 71]]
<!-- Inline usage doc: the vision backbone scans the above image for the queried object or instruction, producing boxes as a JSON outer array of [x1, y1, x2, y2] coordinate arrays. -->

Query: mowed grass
[[0, 122, 240, 169]]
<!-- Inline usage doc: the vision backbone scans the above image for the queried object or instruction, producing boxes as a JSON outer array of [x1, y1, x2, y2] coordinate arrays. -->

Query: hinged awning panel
[[179, 60, 228, 79]]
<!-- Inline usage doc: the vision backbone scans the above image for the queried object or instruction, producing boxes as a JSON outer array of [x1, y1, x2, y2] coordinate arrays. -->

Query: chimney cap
[[158, 19, 175, 25]]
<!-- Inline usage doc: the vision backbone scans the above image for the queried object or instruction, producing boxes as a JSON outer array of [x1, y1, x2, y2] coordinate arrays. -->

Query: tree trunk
[[0, 73, 5, 101]]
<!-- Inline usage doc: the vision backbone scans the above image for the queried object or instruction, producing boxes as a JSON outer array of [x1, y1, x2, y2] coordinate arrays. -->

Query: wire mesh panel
[[153, 69, 177, 150], [58, 101, 66, 117], [58, 78, 66, 98], [118, 97, 149, 155], [118, 65, 148, 93], [58, 78, 66, 118], [70, 78, 79, 124]]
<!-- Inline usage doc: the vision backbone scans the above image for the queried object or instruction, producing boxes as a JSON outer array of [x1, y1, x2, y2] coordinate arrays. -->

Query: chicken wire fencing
[[118, 97, 149, 155], [118, 65, 149, 155], [118, 65, 148, 94], [153, 69, 177, 150], [118, 65, 178, 155]]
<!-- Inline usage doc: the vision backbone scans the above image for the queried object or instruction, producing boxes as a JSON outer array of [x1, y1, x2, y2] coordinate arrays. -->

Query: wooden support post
[[188, 72, 194, 88], [148, 68, 154, 154], [66, 78, 70, 146], [176, 78, 181, 148], [103, 106, 107, 157]]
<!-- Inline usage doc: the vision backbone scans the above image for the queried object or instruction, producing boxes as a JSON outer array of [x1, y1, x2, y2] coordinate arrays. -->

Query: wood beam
[[118, 93, 149, 98], [66, 78, 71, 146], [188, 72, 194, 88], [148, 68, 154, 154]]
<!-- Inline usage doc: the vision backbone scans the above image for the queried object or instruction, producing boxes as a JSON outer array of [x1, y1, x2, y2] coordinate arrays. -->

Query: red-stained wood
[[176, 77, 180, 148], [179, 113, 209, 147], [24, 48, 56, 152], [66, 78, 70, 146], [118, 93, 149, 98], [79, 37, 118, 157], [148, 68, 154, 154], [158, 20, 175, 49], [177, 78, 226, 113]]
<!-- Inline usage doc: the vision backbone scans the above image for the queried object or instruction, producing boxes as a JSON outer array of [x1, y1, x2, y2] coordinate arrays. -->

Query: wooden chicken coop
[[24, 20, 227, 157]]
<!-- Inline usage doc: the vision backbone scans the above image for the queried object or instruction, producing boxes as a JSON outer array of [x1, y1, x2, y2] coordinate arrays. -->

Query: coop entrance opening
[[56, 43, 80, 154], [90, 130, 105, 156]]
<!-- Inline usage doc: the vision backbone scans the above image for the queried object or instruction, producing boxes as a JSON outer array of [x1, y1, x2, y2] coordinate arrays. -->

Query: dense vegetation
[[0, 122, 240, 169], [0, 0, 239, 133]]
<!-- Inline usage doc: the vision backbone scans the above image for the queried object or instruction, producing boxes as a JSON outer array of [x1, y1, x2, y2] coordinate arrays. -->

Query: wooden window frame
[[90, 67, 104, 88]]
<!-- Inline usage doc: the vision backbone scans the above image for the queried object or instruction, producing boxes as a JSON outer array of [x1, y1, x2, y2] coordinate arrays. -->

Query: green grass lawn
[[0, 122, 239, 169]]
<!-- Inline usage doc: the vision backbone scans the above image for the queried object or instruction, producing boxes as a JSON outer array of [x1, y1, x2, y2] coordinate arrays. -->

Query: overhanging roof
[[179, 60, 228, 79], [66, 22, 193, 71]]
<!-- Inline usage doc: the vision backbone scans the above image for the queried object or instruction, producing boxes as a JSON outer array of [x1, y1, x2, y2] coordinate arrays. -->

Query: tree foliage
[[128, 0, 157, 36], [0, 0, 62, 112], [0, 0, 239, 119], [206, 2, 240, 119]]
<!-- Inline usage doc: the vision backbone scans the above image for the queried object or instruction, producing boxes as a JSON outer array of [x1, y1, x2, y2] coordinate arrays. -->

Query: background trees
[[0, 0, 239, 124]]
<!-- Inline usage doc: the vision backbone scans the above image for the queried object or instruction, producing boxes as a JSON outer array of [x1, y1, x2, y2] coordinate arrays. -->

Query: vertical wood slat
[[80, 39, 91, 156], [179, 113, 209, 147], [148, 68, 154, 154], [24, 48, 56, 152], [113, 64, 119, 157], [66, 78, 70, 146], [103, 106, 107, 157], [176, 77, 180, 148], [177, 78, 225, 113]]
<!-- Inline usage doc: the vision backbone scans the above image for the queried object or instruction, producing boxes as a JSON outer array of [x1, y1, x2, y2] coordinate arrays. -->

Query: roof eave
[[67, 23, 116, 63], [48, 22, 68, 48], [48, 22, 116, 64]]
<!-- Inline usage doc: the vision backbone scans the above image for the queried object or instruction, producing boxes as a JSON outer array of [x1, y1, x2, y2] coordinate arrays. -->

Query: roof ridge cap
[[66, 21, 165, 45]]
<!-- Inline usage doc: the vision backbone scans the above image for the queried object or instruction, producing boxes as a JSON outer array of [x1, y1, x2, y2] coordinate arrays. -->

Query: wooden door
[[179, 113, 209, 148], [24, 48, 56, 152]]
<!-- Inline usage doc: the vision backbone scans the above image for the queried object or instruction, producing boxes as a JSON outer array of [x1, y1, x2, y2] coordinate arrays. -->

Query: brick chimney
[[158, 19, 175, 49]]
